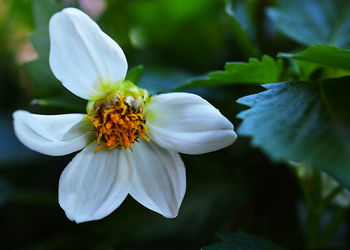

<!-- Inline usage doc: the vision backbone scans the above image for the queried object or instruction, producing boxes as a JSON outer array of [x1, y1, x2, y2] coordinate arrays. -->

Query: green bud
[[86, 80, 149, 114]]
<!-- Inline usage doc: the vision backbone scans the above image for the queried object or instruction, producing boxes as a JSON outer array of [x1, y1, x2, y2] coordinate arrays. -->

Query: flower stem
[[320, 207, 347, 246], [306, 208, 321, 250], [304, 170, 322, 250], [297, 167, 346, 249]]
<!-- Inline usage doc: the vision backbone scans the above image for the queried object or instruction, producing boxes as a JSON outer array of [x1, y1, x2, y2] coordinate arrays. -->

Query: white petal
[[129, 140, 186, 218], [49, 8, 127, 100], [144, 93, 237, 155], [13, 110, 93, 156], [59, 143, 133, 223]]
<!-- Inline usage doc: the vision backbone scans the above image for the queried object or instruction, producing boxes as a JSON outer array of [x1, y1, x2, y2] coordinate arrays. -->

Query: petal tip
[[12, 110, 27, 120], [64, 210, 93, 224], [231, 129, 238, 142], [162, 209, 180, 219]]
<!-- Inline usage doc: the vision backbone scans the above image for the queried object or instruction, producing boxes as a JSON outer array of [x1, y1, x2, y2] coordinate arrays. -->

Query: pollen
[[85, 95, 150, 153]]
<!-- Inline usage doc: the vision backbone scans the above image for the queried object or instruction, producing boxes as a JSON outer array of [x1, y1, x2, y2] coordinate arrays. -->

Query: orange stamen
[[86, 95, 149, 153]]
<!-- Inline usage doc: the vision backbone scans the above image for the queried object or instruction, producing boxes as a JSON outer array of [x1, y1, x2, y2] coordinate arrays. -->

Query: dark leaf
[[237, 77, 350, 188], [125, 65, 144, 84], [203, 232, 286, 250], [267, 0, 350, 47], [225, 0, 260, 58]]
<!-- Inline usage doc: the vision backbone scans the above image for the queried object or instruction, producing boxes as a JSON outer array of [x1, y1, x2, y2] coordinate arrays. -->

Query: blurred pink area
[[80, 0, 106, 19], [16, 41, 38, 64], [64, 0, 106, 19]]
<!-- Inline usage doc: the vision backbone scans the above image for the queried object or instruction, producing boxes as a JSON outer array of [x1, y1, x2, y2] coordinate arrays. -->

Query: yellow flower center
[[85, 94, 149, 153]]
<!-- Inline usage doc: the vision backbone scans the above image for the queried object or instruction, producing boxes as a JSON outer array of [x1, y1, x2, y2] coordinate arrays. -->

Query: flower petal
[[129, 140, 186, 218], [49, 8, 127, 100], [59, 143, 133, 223], [144, 93, 237, 154], [13, 110, 93, 156]]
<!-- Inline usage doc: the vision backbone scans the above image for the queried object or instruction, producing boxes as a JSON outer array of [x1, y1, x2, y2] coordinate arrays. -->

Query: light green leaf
[[32, 0, 62, 29], [176, 55, 283, 90], [267, 0, 350, 47], [289, 60, 321, 82], [279, 45, 350, 70], [202, 232, 286, 250], [125, 65, 144, 84], [9, 0, 34, 28], [237, 76, 350, 188]]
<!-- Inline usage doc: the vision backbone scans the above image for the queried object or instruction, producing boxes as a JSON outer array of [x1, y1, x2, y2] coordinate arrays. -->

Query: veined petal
[[13, 110, 93, 156], [59, 143, 133, 223], [129, 140, 186, 218], [49, 8, 127, 100], [144, 93, 237, 155]]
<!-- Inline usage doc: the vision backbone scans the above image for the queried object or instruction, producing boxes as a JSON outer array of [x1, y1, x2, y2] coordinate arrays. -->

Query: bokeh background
[[1, 0, 349, 249]]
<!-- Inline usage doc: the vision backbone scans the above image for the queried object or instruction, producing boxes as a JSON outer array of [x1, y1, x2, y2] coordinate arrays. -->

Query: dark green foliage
[[237, 77, 350, 188], [225, 0, 260, 59], [267, 0, 350, 47], [125, 65, 144, 84], [203, 232, 286, 250]]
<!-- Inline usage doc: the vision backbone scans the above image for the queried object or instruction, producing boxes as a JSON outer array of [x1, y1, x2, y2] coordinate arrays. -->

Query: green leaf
[[237, 76, 350, 188], [21, 59, 62, 97], [176, 55, 283, 90], [31, 0, 63, 56], [30, 94, 86, 113], [225, 0, 260, 58], [267, 0, 350, 47], [9, 0, 34, 28], [0, 115, 37, 165], [125, 65, 144, 84], [137, 68, 194, 94], [22, 0, 64, 98], [202, 232, 286, 250], [289, 60, 321, 82], [279, 45, 350, 71]]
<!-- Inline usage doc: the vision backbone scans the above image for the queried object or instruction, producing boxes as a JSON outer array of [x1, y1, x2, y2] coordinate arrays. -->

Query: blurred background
[[0, 0, 349, 249]]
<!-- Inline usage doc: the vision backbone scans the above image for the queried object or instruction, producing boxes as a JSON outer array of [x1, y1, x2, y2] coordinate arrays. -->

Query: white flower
[[13, 8, 237, 223]]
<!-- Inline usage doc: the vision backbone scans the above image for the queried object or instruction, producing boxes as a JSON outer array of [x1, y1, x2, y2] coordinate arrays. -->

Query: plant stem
[[306, 206, 321, 250], [320, 207, 347, 246], [299, 170, 321, 250], [300, 170, 346, 249]]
